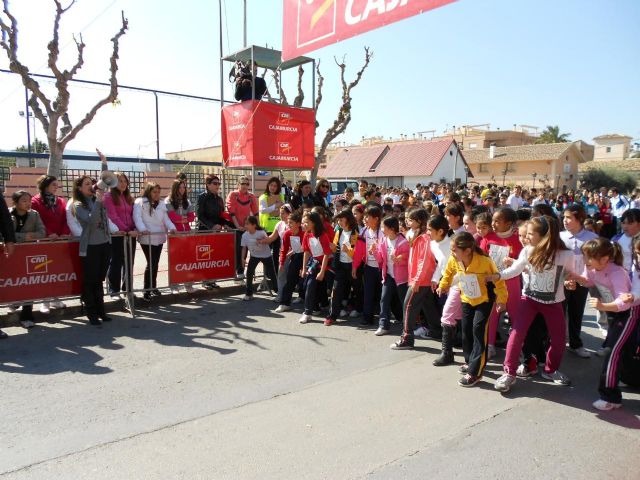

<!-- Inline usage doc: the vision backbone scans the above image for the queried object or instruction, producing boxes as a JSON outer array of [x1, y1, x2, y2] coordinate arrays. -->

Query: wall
[[594, 138, 631, 162]]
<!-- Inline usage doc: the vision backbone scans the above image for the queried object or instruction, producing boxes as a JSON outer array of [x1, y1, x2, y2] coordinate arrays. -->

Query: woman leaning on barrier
[[7, 190, 46, 329], [31, 174, 70, 314], [166, 179, 196, 294], [104, 169, 137, 298], [134, 182, 176, 300], [196, 174, 231, 289], [72, 175, 112, 326]]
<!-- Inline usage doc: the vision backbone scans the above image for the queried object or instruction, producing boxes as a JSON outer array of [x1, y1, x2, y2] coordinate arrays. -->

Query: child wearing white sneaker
[[492, 216, 575, 393], [241, 216, 277, 301], [574, 238, 634, 411], [299, 212, 332, 324]]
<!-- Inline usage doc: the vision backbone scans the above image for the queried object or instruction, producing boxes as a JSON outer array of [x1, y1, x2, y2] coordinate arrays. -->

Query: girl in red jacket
[[390, 208, 437, 350], [31, 174, 70, 313]]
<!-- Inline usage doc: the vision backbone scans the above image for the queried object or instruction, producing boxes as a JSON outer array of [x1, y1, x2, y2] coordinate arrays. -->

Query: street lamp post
[[18, 110, 33, 160], [532, 172, 537, 189]]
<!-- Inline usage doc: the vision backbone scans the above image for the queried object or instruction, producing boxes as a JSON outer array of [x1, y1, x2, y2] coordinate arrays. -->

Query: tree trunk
[[47, 143, 64, 177]]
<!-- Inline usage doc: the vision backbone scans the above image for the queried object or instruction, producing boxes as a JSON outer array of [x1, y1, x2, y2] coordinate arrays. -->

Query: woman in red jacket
[[31, 174, 70, 313]]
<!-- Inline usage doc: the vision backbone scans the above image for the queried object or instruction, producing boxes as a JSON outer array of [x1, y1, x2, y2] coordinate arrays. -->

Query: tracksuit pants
[[461, 301, 493, 378], [503, 297, 566, 376], [379, 275, 408, 330], [599, 308, 638, 404]]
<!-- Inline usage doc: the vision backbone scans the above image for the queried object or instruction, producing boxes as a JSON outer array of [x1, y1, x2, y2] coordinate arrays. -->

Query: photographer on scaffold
[[232, 60, 267, 102]]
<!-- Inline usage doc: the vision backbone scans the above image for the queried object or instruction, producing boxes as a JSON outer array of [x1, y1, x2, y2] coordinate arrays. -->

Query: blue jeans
[[379, 275, 408, 330]]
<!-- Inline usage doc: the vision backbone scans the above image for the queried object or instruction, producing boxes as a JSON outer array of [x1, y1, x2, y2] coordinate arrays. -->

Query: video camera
[[229, 60, 253, 83]]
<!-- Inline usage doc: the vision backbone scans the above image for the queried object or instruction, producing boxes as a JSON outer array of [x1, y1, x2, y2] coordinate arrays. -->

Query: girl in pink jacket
[[374, 216, 409, 336], [390, 208, 437, 350]]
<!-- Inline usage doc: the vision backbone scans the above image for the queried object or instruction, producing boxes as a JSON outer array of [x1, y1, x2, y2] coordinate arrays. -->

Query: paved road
[[1, 291, 638, 479]]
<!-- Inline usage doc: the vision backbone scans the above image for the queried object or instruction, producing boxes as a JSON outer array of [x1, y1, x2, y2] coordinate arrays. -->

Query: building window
[[606, 147, 611, 153], [469, 143, 477, 149], [479, 163, 488, 173]]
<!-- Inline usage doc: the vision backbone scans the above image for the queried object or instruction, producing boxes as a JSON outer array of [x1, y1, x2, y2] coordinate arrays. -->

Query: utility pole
[[243, 0, 247, 48]]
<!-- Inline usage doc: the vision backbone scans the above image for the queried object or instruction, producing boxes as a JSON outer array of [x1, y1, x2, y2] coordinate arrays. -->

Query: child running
[[437, 232, 507, 387], [493, 216, 575, 393], [573, 238, 633, 410], [390, 208, 437, 350], [591, 237, 640, 411]]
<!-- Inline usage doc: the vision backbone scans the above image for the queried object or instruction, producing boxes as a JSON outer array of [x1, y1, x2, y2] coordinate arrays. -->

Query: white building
[[318, 139, 470, 188]]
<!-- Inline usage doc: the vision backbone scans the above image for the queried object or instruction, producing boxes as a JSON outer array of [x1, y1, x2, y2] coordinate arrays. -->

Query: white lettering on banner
[[175, 260, 231, 272], [268, 155, 298, 162], [345, 0, 409, 26], [0, 272, 77, 288], [228, 124, 246, 131], [230, 155, 247, 161], [268, 125, 299, 132]]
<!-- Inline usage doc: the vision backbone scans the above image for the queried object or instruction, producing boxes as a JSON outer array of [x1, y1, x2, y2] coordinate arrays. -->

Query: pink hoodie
[[374, 234, 410, 285]]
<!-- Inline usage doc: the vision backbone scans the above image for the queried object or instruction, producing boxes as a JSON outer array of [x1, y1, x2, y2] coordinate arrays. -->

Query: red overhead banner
[[0, 241, 83, 304], [282, 0, 457, 60], [222, 101, 316, 169], [167, 232, 236, 284]]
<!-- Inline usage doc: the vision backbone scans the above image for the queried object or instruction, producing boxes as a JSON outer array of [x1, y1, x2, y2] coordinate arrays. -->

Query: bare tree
[[311, 47, 372, 184], [0, 0, 128, 176]]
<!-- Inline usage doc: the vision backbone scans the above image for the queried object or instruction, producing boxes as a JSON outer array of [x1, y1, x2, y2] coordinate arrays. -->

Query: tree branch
[[0, 0, 54, 115], [293, 65, 305, 108], [272, 68, 288, 106], [60, 10, 128, 146], [314, 60, 323, 116]]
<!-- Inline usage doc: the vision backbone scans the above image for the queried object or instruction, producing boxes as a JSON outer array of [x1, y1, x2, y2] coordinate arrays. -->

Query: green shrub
[[581, 168, 637, 194]]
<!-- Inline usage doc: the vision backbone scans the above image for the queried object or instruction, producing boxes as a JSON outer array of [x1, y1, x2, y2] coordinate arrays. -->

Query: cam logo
[[297, 0, 337, 48], [233, 140, 242, 150], [196, 245, 212, 261], [232, 110, 242, 124], [26, 255, 52, 274], [276, 111, 292, 125], [278, 142, 292, 155]]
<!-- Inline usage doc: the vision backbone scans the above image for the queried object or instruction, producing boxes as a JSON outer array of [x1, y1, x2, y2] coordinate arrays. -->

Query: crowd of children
[[237, 184, 639, 413]]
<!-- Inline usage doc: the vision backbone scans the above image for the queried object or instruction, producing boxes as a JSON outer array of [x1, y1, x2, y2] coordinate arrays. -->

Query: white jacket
[[66, 198, 118, 237], [133, 197, 175, 245]]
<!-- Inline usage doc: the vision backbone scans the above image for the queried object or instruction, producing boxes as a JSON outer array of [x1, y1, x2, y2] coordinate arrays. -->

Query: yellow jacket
[[439, 252, 508, 306]]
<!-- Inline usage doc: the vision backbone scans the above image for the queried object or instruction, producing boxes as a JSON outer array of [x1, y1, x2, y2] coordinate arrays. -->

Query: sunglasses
[[240, 183, 250, 186], [320, 184, 329, 188], [208, 181, 220, 185]]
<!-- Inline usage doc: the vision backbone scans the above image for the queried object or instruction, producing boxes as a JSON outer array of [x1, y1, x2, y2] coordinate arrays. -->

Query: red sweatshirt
[[407, 232, 436, 287], [279, 229, 304, 267]]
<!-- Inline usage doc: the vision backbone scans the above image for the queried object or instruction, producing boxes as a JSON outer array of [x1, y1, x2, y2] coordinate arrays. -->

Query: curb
[[0, 283, 247, 329]]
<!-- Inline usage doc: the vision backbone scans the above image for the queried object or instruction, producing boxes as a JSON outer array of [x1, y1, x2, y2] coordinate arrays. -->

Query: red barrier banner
[[282, 0, 456, 60], [221, 100, 316, 169], [167, 232, 236, 284], [0, 241, 83, 304]]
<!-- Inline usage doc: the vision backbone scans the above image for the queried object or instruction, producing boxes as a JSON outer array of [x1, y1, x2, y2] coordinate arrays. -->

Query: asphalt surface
[[1, 290, 638, 479]]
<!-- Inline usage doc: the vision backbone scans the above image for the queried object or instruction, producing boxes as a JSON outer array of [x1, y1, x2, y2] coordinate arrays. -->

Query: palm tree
[[535, 125, 571, 144]]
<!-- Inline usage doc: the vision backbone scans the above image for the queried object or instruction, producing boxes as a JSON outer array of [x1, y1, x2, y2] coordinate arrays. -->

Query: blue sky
[[1, 0, 638, 159]]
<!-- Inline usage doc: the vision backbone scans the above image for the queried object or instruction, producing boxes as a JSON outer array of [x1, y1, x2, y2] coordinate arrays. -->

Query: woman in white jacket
[[133, 182, 176, 300]]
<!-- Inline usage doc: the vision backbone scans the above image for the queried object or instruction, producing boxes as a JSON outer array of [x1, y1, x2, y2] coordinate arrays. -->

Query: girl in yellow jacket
[[437, 232, 508, 387]]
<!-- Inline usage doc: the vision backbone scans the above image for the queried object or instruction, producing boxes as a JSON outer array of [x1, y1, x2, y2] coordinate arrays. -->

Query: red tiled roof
[[318, 144, 388, 178], [374, 139, 453, 176], [319, 139, 456, 178]]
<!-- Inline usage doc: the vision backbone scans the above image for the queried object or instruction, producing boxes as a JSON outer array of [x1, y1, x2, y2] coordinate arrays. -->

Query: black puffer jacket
[[196, 191, 232, 230]]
